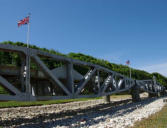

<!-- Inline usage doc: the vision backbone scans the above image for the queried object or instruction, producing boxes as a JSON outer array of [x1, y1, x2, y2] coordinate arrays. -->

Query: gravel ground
[[89, 97, 167, 128], [0, 96, 166, 128]]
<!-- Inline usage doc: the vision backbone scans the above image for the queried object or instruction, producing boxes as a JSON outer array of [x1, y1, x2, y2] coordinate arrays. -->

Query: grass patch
[[0, 94, 131, 108], [110, 94, 131, 99], [131, 105, 167, 128], [0, 85, 8, 94], [0, 97, 101, 108]]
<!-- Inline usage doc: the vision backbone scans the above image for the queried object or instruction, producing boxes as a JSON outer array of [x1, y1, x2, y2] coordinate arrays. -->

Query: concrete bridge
[[0, 44, 166, 101]]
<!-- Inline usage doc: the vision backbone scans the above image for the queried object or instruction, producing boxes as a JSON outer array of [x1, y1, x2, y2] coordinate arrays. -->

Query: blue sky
[[0, 0, 167, 76]]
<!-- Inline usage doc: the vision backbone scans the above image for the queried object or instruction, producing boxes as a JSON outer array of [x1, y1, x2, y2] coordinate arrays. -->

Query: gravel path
[[89, 97, 167, 128], [0, 99, 105, 121], [0, 96, 166, 128]]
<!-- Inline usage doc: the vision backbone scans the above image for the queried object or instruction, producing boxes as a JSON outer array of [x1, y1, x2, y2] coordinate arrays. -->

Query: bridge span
[[0, 44, 166, 101]]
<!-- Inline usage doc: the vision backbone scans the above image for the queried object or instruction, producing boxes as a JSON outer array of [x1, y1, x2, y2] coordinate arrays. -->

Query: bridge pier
[[149, 92, 161, 98], [131, 82, 141, 102], [157, 92, 161, 97], [103, 95, 110, 103], [149, 93, 155, 98]]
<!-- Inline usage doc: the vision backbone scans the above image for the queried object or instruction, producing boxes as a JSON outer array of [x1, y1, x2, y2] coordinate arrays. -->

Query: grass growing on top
[[131, 104, 167, 128], [0, 97, 102, 108]]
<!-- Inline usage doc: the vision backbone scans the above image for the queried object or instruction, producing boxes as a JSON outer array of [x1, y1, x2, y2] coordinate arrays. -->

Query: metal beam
[[0, 75, 21, 95], [0, 44, 166, 101], [0, 94, 22, 101], [101, 74, 113, 93], [0, 44, 26, 53], [32, 55, 71, 96], [66, 62, 74, 94], [75, 68, 96, 95]]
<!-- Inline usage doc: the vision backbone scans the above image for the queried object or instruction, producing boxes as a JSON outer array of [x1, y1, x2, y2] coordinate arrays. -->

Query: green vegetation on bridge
[[0, 41, 167, 94]]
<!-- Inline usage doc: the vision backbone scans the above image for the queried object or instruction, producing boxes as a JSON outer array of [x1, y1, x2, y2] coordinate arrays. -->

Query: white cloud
[[140, 62, 167, 77]]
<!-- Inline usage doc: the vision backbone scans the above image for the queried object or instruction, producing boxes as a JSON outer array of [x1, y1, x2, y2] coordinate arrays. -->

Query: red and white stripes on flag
[[126, 60, 130, 65], [18, 16, 29, 27]]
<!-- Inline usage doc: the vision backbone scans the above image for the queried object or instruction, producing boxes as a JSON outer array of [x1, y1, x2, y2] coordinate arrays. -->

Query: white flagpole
[[27, 14, 30, 48], [127, 61, 131, 79], [26, 13, 31, 95], [129, 62, 132, 87], [130, 65, 131, 79], [126, 60, 132, 86]]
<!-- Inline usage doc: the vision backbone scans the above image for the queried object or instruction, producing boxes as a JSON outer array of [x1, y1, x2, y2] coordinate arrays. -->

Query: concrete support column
[[157, 92, 161, 97], [149, 92, 161, 98], [104, 95, 110, 103], [149, 93, 155, 98], [131, 89, 141, 102], [131, 81, 141, 102]]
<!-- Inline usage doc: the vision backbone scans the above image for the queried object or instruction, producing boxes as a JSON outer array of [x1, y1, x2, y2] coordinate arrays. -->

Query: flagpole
[[126, 60, 132, 86], [130, 66, 131, 79], [129, 63, 132, 87], [26, 13, 31, 96], [27, 14, 30, 48]]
